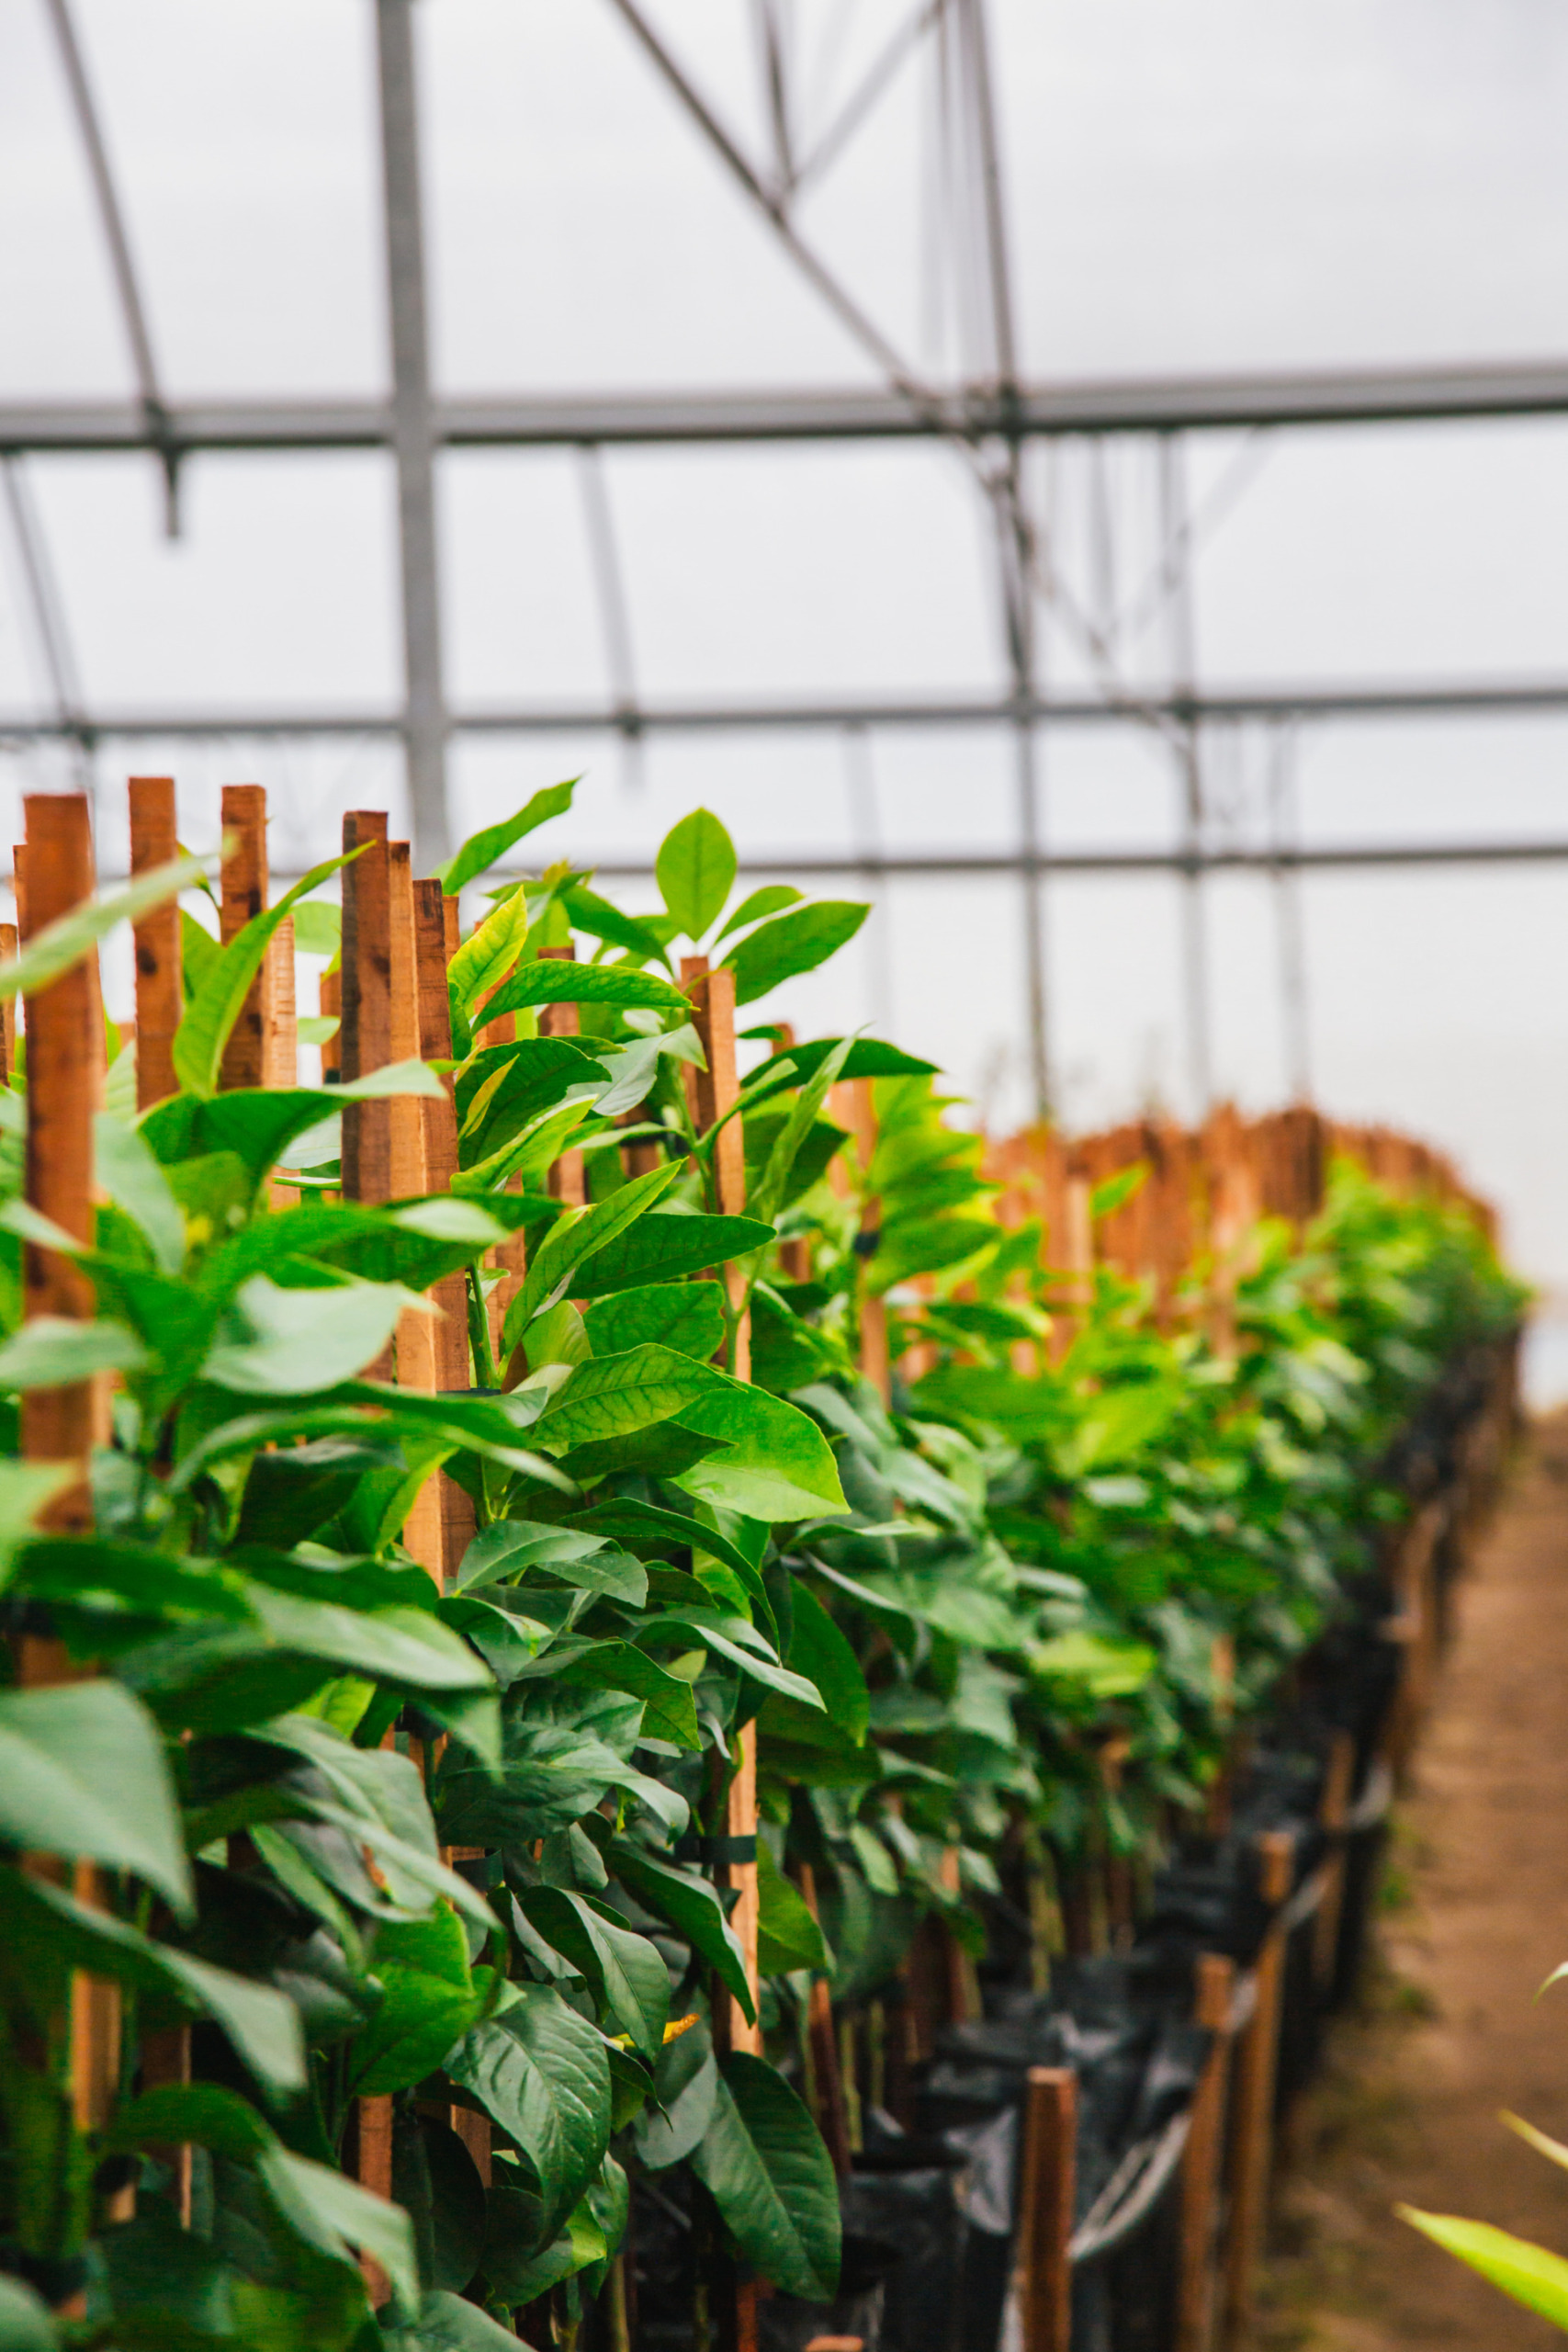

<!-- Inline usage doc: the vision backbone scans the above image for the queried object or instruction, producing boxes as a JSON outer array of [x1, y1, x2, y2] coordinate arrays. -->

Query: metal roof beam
[[8, 361, 1568, 457], [6, 677, 1568, 740]]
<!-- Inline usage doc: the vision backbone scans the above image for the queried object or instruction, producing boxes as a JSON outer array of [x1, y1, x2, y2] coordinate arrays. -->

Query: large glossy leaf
[[351, 1904, 481, 2097], [511, 1158, 682, 1337], [657, 808, 736, 942], [581, 1281, 727, 1363], [0, 1864, 305, 2093], [756, 1838, 829, 1976], [571, 1210, 774, 1296], [532, 1343, 720, 1453], [446, 1984, 612, 2241], [515, 1887, 670, 2056], [690, 2053, 840, 2301], [633, 2013, 718, 2170], [437, 1720, 685, 1851], [557, 1638, 701, 1750], [785, 1581, 869, 1744], [713, 884, 802, 946], [606, 1841, 754, 2025], [389, 2290, 536, 2351], [456, 1521, 647, 1608], [0, 1681, 192, 1914], [437, 780, 578, 896], [741, 1035, 940, 1107], [202, 1274, 418, 1395], [721, 901, 868, 1007], [639, 1607, 821, 1709], [142, 1064, 445, 1184], [674, 1384, 849, 1523], [173, 849, 360, 1098]]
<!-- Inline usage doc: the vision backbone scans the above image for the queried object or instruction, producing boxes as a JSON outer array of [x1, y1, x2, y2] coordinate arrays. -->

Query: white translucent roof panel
[[1, 0, 382, 399]]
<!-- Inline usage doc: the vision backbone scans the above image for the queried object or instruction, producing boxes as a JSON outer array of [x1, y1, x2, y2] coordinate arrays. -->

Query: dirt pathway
[[1258, 1411, 1568, 2349]]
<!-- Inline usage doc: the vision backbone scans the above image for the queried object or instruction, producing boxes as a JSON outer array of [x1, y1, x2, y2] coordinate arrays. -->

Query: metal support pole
[[1268, 723, 1312, 1101], [1160, 434, 1213, 1117], [375, 0, 449, 870]]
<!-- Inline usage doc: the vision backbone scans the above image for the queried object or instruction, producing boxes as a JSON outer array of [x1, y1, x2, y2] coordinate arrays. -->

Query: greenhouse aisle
[[1259, 1408, 1568, 2349]]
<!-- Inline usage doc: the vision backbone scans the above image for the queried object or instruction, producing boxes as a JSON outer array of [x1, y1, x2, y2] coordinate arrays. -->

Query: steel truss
[[9, 0, 1568, 1116]]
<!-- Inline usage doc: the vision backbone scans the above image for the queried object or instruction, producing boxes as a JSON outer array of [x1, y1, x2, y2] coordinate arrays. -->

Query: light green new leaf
[[657, 808, 737, 943], [289, 899, 342, 957], [173, 848, 361, 1098], [3, 852, 209, 1004], [0, 1680, 192, 1916], [0, 1317, 147, 1391], [0, 2277, 59, 2349], [1399, 2208, 1568, 2331], [436, 778, 579, 897], [448, 890, 531, 1023], [512, 1157, 683, 1335], [474, 961, 688, 1031], [750, 1033, 855, 1228], [690, 2053, 840, 2302], [570, 1211, 776, 1298], [713, 885, 802, 947], [721, 900, 868, 1007]]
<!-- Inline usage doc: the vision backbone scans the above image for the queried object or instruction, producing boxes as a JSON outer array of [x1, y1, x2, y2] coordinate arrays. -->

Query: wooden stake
[[218, 785, 270, 1091], [682, 956, 749, 1378], [1012, 2066, 1076, 2352], [355, 2092, 395, 2306], [0, 922, 16, 1088], [264, 916, 297, 1091], [797, 1865, 852, 2177], [128, 776, 182, 1110], [20, 794, 101, 1540], [833, 1077, 888, 1402], [1176, 1955, 1235, 2352], [1313, 1732, 1356, 1991], [537, 944, 586, 1207], [340, 811, 391, 1204], [1222, 1830, 1294, 2344]]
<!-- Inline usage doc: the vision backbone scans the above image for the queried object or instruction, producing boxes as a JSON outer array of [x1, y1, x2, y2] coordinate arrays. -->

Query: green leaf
[[721, 901, 869, 1007], [690, 2053, 840, 2301], [480, 2194, 606, 2308], [457, 1521, 647, 1607], [558, 1640, 701, 1751], [0, 2280, 57, 2348], [742, 1035, 939, 1108], [289, 899, 342, 957], [1399, 2208, 1568, 2330], [674, 1385, 849, 1523], [95, 1113, 186, 1273], [713, 885, 802, 947], [142, 1063, 444, 1186], [657, 808, 737, 942], [582, 1282, 727, 1363], [641, 1608, 822, 1710], [446, 1984, 612, 2242], [0, 1317, 146, 1390], [532, 1343, 718, 1453], [389, 2290, 536, 2351], [265, 2144, 421, 2311], [0, 1864, 305, 2094], [569, 1496, 762, 1594], [3, 852, 209, 1004], [0, 1681, 192, 1915], [180, 906, 220, 1001], [511, 1158, 683, 1336], [633, 2014, 718, 2170], [786, 1582, 869, 1744], [436, 779, 579, 896], [749, 1035, 855, 1228], [173, 848, 361, 1098], [448, 891, 532, 1024], [606, 1840, 755, 2026], [571, 1211, 776, 1298], [561, 887, 672, 967], [474, 961, 687, 1031], [351, 1903, 480, 2097], [755, 1839, 829, 1976], [515, 1888, 670, 2057], [202, 1274, 417, 1395]]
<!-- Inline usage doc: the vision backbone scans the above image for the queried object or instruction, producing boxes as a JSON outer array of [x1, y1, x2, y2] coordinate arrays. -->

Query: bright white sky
[[4, 0, 1568, 1371]]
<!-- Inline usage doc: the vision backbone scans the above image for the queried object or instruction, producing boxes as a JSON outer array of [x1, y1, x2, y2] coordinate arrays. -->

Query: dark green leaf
[[0, 1680, 192, 1914], [583, 1281, 727, 1362], [606, 1842, 754, 2026], [690, 2053, 840, 2301], [572, 1211, 774, 1296], [446, 1984, 612, 2242]]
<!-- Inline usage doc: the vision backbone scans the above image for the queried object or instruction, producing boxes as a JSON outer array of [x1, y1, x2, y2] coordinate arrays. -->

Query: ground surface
[[1257, 1412, 1568, 2349]]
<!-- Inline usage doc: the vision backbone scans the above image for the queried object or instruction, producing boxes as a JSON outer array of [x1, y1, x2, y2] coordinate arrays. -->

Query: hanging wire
[[0, 457, 93, 796]]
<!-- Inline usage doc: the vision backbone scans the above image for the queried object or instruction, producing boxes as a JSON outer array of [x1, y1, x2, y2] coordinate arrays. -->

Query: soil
[[1257, 1410, 1568, 2349]]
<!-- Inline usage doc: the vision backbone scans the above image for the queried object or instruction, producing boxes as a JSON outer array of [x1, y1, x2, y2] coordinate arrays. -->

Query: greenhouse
[[2, 6, 1568, 2350]]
